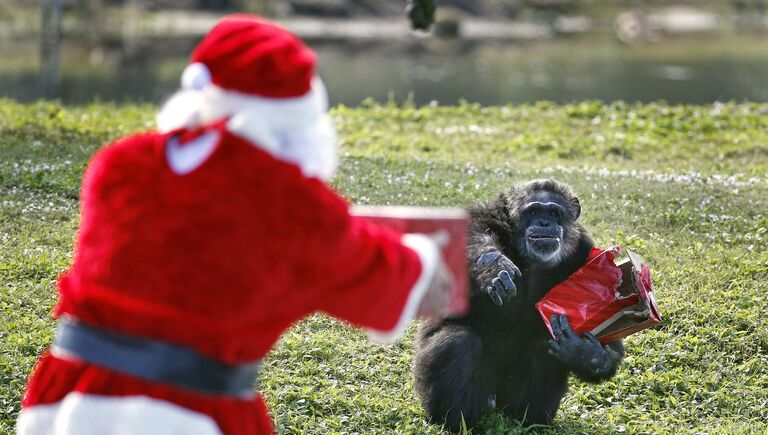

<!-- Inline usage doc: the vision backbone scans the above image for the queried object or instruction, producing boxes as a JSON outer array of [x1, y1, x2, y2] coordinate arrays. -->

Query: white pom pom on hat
[[181, 63, 212, 91]]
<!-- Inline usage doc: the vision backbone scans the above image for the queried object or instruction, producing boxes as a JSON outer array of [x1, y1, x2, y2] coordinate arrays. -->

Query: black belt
[[53, 317, 260, 398]]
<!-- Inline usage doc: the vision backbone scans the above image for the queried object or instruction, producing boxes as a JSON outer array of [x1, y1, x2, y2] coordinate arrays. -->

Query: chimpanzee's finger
[[498, 270, 516, 297], [487, 287, 504, 306], [559, 314, 577, 339], [583, 332, 601, 345], [548, 340, 561, 354], [477, 250, 501, 267], [550, 314, 563, 338], [509, 264, 522, 279], [492, 276, 506, 297]]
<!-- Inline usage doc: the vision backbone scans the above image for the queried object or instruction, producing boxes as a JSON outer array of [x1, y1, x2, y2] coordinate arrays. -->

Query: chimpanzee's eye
[[525, 204, 541, 215]]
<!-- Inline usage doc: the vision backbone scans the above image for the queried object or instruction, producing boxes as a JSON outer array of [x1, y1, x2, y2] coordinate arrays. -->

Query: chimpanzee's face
[[519, 190, 571, 263]]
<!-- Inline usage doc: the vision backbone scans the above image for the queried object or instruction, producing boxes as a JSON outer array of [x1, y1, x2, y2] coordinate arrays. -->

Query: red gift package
[[536, 246, 661, 344], [351, 205, 469, 317]]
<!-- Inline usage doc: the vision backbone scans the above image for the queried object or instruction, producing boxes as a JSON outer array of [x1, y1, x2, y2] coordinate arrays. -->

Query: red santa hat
[[187, 14, 316, 98], [157, 14, 338, 180]]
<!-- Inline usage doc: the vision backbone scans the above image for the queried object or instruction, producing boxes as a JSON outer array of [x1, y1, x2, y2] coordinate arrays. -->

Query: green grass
[[1, 99, 767, 434]]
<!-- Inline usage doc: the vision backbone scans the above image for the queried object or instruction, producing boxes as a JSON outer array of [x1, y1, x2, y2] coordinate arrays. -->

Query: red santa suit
[[18, 15, 440, 435]]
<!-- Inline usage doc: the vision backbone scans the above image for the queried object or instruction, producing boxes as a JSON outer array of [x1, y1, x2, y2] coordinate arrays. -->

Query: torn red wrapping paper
[[351, 206, 469, 316], [536, 246, 661, 344]]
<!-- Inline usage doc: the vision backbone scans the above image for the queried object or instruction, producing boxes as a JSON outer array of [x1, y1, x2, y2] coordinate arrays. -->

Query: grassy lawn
[[1, 99, 767, 434]]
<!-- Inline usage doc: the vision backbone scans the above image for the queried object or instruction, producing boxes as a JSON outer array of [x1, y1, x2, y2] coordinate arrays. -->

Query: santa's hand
[[416, 255, 454, 319]]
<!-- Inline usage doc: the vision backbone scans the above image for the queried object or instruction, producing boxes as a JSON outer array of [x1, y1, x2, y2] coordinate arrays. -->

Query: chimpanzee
[[412, 179, 625, 432]]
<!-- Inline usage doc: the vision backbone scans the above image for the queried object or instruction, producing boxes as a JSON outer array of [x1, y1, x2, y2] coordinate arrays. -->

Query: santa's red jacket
[[19, 123, 437, 435]]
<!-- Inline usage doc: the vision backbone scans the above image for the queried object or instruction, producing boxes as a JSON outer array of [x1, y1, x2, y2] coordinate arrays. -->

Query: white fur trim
[[367, 234, 440, 343], [157, 77, 338, 180], [17, 393, 222, 435], [165, 130, 221, 175]]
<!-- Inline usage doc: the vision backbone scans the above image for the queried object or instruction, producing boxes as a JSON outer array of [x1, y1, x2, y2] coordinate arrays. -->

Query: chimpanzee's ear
[[571, 197, 581, 221]]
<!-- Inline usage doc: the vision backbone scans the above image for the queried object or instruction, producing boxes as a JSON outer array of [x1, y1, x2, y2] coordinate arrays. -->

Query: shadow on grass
[[464, 409, 614, 435]]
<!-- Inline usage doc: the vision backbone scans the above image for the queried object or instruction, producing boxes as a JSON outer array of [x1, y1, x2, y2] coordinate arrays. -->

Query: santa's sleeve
[[368, 232, 439, 342], [304, 198, 440, 343]]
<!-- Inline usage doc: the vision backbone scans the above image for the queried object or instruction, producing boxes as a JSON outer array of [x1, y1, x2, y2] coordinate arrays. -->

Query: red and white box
[[351, 205, 469, 317], [536, 246, 661, 344]]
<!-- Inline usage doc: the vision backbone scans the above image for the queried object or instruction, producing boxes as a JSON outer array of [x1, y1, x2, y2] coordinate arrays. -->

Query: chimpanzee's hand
[[547, 314, 612, 376], [473, 249, 521, 306], [406, 0, 436, 30]]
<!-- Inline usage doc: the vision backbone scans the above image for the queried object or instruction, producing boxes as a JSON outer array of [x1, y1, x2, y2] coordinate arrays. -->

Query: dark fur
[[413, 179, 625, 431]]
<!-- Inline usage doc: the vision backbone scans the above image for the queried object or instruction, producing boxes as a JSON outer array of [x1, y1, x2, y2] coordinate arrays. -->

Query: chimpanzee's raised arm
[[467, 199, 522, 305]]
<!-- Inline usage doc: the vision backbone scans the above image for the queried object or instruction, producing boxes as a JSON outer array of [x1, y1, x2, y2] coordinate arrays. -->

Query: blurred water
[[1, 35, 767, 105]]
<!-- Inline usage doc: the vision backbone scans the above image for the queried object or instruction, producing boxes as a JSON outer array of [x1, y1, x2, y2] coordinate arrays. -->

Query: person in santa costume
[[17, 14, 454, 435]]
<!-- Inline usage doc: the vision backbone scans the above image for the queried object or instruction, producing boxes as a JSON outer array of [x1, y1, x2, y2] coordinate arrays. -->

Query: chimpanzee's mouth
[[526, 235, 562, 261], [528, 236, 560, 241], [527, 236, 562, 248]]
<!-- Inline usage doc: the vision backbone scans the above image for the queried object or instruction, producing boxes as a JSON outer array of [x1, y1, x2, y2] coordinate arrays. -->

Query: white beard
[[157, 78, 338, 181], [526, 240, 563, 264]]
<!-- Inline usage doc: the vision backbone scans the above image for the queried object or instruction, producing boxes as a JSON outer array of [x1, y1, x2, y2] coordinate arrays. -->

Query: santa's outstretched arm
[[305, 211, 453, 342]]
